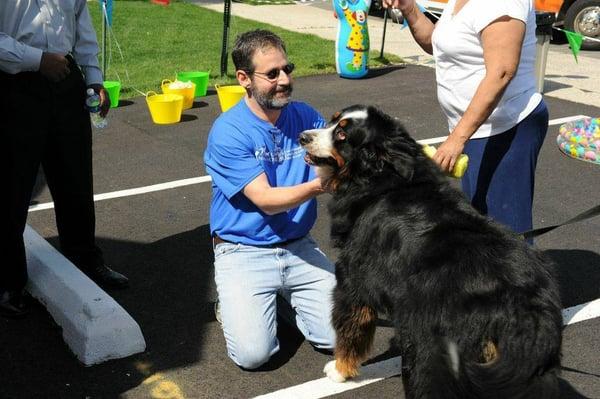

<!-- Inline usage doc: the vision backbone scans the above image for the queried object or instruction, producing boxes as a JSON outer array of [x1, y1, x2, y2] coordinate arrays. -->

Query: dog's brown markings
[[481, 340, 498, 364], [324, 148, 349, 192], [332, 111, 341, 120], [331, 148, 346, 168], [326, 177, 341, 195], [334, 306, 377, 378], [338, 119, 348, 128]]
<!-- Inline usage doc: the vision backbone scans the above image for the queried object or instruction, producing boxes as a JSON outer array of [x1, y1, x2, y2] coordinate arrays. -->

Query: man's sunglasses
[[251, 63, 295, 81]]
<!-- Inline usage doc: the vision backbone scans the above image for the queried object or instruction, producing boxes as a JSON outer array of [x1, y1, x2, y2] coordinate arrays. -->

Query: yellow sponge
[[422, 144, 469, 179]]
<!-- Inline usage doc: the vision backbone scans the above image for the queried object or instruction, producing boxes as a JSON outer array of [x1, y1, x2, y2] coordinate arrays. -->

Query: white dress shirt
[[0, 0, 102, 85]]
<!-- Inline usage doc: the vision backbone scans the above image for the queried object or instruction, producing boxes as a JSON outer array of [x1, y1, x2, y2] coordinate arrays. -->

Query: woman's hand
[[382, 0, 416, 14], [432, 133, 467, 173], [382, 0, 433, 54]]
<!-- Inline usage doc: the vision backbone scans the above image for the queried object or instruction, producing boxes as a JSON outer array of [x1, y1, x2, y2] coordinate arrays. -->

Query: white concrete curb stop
[[24, 224, 146, 366]]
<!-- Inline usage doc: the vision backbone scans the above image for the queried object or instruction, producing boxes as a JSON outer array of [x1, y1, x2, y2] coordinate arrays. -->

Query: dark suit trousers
[[1, 61, 103, 292]]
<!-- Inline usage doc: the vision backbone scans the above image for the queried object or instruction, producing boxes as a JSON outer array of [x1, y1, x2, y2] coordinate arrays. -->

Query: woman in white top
[[384, 0, 548, 236]]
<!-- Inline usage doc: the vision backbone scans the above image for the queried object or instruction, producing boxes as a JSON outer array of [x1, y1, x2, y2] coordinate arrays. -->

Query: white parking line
[[420, 114, 590, 145], [250, 300, 599, 399], [28, 176, 213, 212], [27, 114, 591, 213], [548, 115, 590, 126], [418, 136, 449, 145], [252, 356, 402, 399], [563, 298, 600, 325]]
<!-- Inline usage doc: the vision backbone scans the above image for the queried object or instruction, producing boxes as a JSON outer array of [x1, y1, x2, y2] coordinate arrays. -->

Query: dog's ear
[[352, 107, 418, 182], [355, 146, 379, 172], [383, 120, 418, 181], [355, 142, 415, 182], [383, 147, 415, 181]]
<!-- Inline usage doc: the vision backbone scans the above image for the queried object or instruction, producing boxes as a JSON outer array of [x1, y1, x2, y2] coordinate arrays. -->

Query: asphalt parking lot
[[4, 65, 600, 399]]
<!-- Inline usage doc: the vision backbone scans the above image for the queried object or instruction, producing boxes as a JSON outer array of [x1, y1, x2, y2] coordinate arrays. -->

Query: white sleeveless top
[[431, 0, 542, 138]]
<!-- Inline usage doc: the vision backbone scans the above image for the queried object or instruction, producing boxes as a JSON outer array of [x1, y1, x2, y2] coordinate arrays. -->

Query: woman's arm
[[433, 16, 526, 172]]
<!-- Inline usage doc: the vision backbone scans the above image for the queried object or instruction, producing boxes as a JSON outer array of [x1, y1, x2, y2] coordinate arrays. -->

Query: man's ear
[[236, 70, 251, 89]]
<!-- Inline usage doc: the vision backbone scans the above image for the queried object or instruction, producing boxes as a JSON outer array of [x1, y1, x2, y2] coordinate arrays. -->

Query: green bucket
[[176, 71, 209, 97], [103, 80, 121, 108]]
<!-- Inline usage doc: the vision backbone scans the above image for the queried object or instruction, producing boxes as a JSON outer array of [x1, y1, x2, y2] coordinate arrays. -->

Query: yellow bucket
[[215, 84, 246, 112], [161, 79, 196, 110], [146, 91, 184, 124]]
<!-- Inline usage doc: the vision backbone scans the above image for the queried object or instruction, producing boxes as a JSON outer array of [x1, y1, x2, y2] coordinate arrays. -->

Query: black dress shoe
[[0, 290, 30, 319], [81, 264, 129, 289]]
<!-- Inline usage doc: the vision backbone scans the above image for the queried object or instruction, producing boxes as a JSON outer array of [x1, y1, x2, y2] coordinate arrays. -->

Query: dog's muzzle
[[299, 131, 337, 167]]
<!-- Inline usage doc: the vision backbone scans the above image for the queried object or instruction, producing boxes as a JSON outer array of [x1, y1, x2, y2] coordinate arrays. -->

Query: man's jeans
[[213, 235, 337, 369]]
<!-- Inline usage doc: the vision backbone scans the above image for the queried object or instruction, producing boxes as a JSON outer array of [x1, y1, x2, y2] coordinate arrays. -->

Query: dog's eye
[[335, 129, 346, 141]]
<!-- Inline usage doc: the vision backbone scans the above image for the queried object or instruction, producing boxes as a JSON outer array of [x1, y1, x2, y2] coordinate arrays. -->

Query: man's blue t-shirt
[[204, 99, 326, 245]]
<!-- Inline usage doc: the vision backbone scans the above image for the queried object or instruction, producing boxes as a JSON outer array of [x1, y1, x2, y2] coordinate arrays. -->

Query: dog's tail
[[441, 316, 562, 399]]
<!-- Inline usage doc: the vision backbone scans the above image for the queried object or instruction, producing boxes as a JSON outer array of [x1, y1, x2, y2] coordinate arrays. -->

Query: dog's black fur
[[300, 105, 563, 399]]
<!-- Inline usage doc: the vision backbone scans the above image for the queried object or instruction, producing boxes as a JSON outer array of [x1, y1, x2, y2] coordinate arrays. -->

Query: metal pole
[[380, 8, 388, 58], [220, 0, 232, 77], [102, 0, 107, 80]]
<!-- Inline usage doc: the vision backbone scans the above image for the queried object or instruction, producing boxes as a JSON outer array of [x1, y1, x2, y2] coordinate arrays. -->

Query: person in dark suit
[[0, 0, 129, 319]]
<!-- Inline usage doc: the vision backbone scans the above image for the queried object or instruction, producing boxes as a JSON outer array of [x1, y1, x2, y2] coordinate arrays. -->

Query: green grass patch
[[90, 0, 402, 98], [233, 0, 296, 5]]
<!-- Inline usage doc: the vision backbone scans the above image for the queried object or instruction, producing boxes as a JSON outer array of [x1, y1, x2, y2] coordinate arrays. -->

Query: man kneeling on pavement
[[204, 29, 337, 369]]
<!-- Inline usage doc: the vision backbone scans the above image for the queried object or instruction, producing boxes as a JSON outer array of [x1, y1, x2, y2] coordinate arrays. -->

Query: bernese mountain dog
[[299, 105, 563, 399]]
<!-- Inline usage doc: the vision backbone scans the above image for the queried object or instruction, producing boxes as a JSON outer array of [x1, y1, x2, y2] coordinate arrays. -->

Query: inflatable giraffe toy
[[333, 0, 371, 78]]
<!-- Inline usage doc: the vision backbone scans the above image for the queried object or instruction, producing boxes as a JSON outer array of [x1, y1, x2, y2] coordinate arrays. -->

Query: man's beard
[[250, 82, 293, 110]]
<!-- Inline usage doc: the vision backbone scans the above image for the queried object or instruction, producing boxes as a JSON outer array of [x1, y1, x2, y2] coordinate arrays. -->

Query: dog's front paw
[[324, 360, 347, 383]]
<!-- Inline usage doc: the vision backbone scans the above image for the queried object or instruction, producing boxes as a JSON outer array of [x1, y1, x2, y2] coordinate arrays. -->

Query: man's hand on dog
[[312, 177, 332, 194]]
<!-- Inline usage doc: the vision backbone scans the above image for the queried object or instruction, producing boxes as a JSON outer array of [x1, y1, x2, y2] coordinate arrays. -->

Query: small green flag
[[564, 30, 584, 63]]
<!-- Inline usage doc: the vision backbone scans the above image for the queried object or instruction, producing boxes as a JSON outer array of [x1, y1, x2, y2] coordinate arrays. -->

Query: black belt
[[213, 235, 303, 248]]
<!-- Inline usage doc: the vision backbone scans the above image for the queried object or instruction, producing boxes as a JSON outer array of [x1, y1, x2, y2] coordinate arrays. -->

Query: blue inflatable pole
[[99, 0, 113, 26], [333, 0, 371, 79]]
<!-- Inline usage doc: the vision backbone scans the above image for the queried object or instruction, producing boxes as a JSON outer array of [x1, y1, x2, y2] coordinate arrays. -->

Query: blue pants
[[461, 101, 549, 235], [213, 235, 336, 369]]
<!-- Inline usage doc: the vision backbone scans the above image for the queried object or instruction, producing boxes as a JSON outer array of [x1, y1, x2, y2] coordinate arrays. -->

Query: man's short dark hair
[[231, 30, 287, 73]]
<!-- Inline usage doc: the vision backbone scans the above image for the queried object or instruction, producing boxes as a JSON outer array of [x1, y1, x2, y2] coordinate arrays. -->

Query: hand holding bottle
[[87, 84, 111, 118], [86, 87, 109, 129]]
